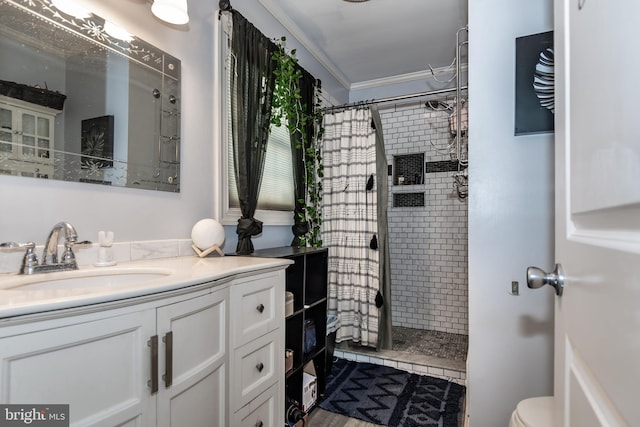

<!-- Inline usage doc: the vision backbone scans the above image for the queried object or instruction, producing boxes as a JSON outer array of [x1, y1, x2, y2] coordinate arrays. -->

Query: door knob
[[527, 264, 564, 296]]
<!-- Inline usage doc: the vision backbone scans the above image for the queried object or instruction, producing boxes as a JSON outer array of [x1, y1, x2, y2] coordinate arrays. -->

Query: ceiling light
[[151, 0, 189, 25], [343, 0, 370, 2], [51, 0, 91, 18]]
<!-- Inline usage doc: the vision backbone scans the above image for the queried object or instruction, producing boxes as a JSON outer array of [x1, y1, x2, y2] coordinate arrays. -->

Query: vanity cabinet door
[[155, 288, 227, 427], [0, 310, 157, 426]]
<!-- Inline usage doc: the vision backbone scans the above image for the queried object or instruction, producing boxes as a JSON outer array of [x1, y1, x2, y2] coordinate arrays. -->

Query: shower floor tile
[[392, 326, 468, 362], [335, 327, 469, 384]]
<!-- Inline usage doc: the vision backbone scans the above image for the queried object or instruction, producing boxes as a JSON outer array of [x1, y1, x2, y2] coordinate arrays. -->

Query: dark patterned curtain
[[290, 66, 317, 246], [230, 11, 277, 254]]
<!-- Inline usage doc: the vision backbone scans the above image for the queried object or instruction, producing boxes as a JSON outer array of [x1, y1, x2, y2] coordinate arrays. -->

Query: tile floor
[[392, 327, 468, 362], [334, 326, 468, 386]]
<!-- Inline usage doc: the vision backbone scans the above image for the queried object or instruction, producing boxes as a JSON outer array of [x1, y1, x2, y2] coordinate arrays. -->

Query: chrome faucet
[[0, 222, 80, 275], [42, 221, 78, 266]]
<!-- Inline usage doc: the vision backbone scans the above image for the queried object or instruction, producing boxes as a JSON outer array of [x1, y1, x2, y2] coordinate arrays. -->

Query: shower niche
[[393, 153, 424, 186]]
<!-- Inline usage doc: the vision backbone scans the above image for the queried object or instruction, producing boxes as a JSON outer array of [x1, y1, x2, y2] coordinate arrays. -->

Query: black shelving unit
[[248, 246, 328, 415]]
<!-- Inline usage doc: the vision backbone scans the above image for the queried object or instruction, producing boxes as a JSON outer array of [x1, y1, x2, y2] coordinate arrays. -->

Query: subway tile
[[369, 357, 384, 366], [385, 104, 468, 334], [355, 354, 371, 363], [428, 366, 445, 377], [343, 352, 357, 361], [397, 362, 413, 373]]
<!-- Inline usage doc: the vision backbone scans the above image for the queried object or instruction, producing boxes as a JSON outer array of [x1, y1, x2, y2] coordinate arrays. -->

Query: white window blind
[[225, 33, 294, 213]]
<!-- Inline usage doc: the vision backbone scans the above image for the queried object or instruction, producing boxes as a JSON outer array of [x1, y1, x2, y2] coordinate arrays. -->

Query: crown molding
[[350, 63, 468, 91]]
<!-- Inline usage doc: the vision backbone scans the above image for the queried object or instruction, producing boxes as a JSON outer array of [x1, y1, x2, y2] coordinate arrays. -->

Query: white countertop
[[0, 255, 292, 319]]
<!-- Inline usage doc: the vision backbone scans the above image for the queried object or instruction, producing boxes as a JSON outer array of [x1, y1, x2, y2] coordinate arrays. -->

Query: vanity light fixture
[[151, 0, 189, 25], [104, 21, 134, 42], [51, 0, 91, 18]]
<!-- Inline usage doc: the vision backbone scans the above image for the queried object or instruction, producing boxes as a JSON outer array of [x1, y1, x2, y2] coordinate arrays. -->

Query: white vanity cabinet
[[0, 265, 287, 427], [0, 95, 57, 178]]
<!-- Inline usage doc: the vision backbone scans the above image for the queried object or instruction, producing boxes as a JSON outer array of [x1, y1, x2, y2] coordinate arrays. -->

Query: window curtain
[[229, 11, 277, 254], [290, 66, 317, 246], [322, 107, 379, 348]]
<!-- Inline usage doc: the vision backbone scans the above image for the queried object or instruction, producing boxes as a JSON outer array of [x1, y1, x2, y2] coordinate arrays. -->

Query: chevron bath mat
[[318, 358, 465, 427]]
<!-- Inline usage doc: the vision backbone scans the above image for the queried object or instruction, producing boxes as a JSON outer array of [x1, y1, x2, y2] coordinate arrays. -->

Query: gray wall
[[467, 0, 555, 426]]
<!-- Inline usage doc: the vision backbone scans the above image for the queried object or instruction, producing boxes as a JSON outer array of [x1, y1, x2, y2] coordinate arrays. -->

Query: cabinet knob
[[256, 303, 265, 313], [256, 362, 264, 372], [255, 421, 263, 427]]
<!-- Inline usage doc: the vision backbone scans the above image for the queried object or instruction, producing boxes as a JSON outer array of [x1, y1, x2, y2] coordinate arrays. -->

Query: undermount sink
[[1, 267, 175, 291]]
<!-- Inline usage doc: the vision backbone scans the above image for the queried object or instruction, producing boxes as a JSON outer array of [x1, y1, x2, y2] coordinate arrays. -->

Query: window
[[222, 27, 294, 225], [226, 114, 294, 211]]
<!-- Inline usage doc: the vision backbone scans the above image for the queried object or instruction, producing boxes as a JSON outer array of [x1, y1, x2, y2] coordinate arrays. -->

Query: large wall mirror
[[0, 0, 181, 192]]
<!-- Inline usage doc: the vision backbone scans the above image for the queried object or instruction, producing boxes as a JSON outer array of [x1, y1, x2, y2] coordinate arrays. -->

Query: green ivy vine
[[271, 36, 324, 247]]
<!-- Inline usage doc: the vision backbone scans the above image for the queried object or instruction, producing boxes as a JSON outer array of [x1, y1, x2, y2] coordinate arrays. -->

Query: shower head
[[424, 100, 451, 111]]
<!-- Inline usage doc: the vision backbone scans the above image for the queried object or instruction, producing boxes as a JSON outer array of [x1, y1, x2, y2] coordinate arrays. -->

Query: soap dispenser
[[95, 231, 116, 266]]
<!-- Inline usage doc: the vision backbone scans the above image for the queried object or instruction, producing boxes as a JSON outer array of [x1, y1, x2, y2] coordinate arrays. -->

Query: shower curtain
[[322, 107, 380, 348], [371, 105, 392, 351]]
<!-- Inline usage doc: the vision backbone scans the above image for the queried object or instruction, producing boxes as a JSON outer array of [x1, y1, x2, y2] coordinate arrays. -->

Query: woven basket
[[0, 80, 66, 110]]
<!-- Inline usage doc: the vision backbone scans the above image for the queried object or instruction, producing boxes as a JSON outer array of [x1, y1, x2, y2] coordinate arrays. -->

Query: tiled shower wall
[[380, 102, 468, 335]]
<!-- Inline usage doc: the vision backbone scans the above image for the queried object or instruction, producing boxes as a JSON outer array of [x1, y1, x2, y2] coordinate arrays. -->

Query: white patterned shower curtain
[[322, 108, 379, 348]]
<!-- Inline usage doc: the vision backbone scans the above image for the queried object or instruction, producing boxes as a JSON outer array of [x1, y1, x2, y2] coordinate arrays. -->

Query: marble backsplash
[[0, 239, 197, 275]]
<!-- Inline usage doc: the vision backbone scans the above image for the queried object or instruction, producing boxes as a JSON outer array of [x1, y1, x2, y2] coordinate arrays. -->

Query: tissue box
[[302, 372, 317, 412]]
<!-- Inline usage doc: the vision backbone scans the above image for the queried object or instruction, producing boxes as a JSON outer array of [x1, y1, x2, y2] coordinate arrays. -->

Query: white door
[[552, 0, 640, 426]]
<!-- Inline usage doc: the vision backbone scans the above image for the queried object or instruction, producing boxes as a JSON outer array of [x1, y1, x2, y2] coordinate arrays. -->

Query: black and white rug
[[319, 358, 465, 427]]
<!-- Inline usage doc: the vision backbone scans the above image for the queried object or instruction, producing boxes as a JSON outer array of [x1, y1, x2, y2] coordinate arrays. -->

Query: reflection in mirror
[[0, 0, 181, 192]]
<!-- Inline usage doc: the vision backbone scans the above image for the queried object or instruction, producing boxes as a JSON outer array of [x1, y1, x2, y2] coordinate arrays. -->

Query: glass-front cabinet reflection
[[0, 96, 58, 179]]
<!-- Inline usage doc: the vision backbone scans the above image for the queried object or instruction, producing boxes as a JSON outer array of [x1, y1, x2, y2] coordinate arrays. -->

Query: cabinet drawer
[[230, 329, 282, 413], [231, 383, 281, 427], [230, 273, 281, 348]]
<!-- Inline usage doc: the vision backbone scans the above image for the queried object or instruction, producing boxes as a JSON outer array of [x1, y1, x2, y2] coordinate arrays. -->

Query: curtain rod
[[323, 86, 468, 113]]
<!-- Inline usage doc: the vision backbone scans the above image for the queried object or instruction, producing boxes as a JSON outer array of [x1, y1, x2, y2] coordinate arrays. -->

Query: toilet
[[509, 396, 553, 427]]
